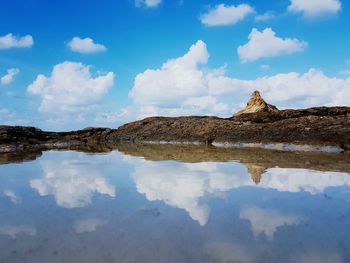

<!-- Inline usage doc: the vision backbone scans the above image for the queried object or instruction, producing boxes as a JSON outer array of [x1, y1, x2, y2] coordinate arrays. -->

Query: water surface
[[1, 145, 350, 263]]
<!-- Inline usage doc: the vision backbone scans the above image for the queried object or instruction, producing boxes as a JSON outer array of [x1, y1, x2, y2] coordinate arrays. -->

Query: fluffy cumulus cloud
[[129, 40, 349, 119], [208, 68, 350, 109], [130, 40, 208, 105], [27, 61, 114, 113], [1, 68, 20, 85], [200, 4, 254, 26], [68, 37, 107, 54], [135, 0, 162, 8], [237, 69, 350, 107], [0, 33, 33, 49], [129, 40, 230, 117], [288, 0, 341, 18], [238, 28, 308, 63]]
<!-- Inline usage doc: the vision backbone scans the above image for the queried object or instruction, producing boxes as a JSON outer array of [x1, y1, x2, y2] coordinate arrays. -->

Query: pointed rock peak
[[246, 164, 266, 185], [251, 90, 262, 99], [235, 90, 279, 116]]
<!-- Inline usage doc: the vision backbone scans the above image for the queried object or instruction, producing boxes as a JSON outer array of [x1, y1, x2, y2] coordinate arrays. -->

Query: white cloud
[[68, 37, 107, 54], [1, 68, 20, 85], [202, 68, 350, 109], [260, 64, 270, 70], [135, 0, 162, 8], [27, 61, 114, 113], [0, 107, 31, 126], [240, 207, 302, 239], [129, 41, 237, 118], [182, 96, 229, 114], [339, 69, 350, 75], [0, 33, 33, 49], [129, 40, 349, 120], [238, 28, 308, 63], [255, 11, 276, 22], [288, 0, 341, 18], [94, 108, 132, 124], [130, 40, 209, 107], [30, 157, 116, 208], [227, 69, 350, 108], [200, 4, 254, 26]]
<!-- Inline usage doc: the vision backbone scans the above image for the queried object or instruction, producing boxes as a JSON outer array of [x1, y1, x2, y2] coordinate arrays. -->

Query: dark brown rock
[[112, 106, 350, 151], [0, 105, 349, 153], [113, 143, 350, 174]]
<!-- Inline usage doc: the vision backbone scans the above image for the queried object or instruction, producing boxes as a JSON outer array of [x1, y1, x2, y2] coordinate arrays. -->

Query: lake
[[1, 145, 350, 263]]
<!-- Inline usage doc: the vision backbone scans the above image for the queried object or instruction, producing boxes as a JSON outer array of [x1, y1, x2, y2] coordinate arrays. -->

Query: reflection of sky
[[0, 225, 36, 238], [30, 155, 116, 208], [74, 218, 107, 234], [205, 242, 344, 263], [0, 151, 350, 263], [2, 189, 21, 204], [131, 160, 350, 226], [240, 207, 302, 240]]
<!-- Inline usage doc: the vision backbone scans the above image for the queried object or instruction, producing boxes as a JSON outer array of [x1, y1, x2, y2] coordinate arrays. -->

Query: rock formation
[[235, 90, 279, 116], [0, 91, 349, 153]]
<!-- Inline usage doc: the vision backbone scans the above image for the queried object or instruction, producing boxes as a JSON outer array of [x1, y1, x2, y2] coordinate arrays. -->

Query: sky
[[0, 0, 349, 131]]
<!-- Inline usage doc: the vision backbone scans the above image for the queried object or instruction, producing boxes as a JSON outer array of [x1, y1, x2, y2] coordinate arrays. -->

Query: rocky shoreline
[[0, 105, 349, 154], [1, 91, 349, 154]]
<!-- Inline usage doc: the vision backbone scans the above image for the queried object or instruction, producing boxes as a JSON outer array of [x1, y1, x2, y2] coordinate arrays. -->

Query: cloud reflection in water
[[131, 159, 350, 225], [30, 157, 116, 208]]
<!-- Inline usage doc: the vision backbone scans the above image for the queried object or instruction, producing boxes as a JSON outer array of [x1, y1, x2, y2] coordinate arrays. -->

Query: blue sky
[[0, 0, 349, 130]]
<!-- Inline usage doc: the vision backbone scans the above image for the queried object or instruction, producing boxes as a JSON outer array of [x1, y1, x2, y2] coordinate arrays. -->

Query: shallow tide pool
[[1, 146, 350, 263]]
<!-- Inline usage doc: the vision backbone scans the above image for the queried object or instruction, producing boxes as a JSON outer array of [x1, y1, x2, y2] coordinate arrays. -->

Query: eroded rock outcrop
[[0, 91, 349, 153], [235, 90, 279, 116], [112, 106, 350, 151]]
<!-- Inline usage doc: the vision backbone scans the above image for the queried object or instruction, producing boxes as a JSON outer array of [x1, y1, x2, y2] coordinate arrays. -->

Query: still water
[[1, 145, 350, 263]]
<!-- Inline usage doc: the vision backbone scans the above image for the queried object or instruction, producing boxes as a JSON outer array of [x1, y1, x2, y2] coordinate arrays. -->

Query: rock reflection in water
[[131, 158, 350, 225], [115, 143, 350, 173], [0, 147, 349, 263]]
